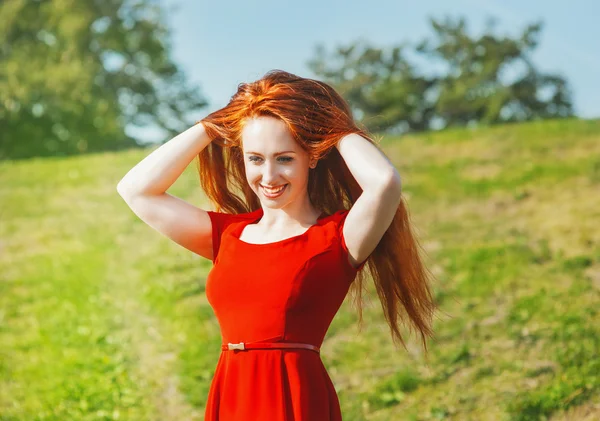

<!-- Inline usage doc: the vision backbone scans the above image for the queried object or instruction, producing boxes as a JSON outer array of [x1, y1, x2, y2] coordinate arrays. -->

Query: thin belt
[[222, 341, 320, 354]]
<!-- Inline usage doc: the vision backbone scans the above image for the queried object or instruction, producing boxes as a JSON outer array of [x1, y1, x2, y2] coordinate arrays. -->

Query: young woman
[[117, 70, 437, 420]]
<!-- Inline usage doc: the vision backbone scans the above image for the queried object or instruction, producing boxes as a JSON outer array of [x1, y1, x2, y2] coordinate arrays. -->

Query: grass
[[1, 117, 599, 420]]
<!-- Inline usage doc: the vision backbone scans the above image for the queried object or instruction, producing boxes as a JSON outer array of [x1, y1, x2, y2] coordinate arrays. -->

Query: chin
[[259, 199, 289, 209]]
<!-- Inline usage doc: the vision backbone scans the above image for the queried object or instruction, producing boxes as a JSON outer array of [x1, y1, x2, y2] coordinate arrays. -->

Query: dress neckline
[[234, 209, 328, 246]]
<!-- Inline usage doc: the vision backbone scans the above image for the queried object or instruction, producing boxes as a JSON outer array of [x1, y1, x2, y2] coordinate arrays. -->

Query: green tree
[[307, 38, 436, 134], [307, 17, 573, 134], [418, 16, 573, 127], [0, 0, 207, 160]]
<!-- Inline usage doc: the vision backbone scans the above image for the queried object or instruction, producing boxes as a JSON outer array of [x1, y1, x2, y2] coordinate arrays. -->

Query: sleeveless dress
[[203, 207, 367, 420]]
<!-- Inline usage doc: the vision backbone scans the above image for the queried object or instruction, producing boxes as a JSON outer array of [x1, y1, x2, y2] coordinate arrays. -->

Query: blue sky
[[149, 0, 599, 141]]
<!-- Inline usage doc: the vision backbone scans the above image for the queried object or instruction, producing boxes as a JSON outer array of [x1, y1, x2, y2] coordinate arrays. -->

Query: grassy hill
[[1, 118, 599, 420]]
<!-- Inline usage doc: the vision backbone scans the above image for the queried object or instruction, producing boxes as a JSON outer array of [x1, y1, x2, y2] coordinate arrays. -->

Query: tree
[[307, 17, 573, 134], [418, 16, 573, 127], [0, 0, 207, 160], [307, 38, 436, 134]]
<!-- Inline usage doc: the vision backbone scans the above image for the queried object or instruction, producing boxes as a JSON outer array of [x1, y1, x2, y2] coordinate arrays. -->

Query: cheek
[[282, 168, 296, 179], [244, 166, 259, 185], [284, 166, 309, 184], [245, 163, 259, 174]]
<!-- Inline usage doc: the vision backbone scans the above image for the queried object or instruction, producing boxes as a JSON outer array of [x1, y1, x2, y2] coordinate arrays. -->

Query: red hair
[[196, 70, 437, 352]]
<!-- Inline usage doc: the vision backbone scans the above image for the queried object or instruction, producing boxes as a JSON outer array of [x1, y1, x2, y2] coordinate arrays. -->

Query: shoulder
[[207, 208, 261, 233], [310, 209, 351, 242], [320, 209, 351, 228], [206, 208, 262, 263], [318, 209, 368, 272], [207, 208, 261, 222]]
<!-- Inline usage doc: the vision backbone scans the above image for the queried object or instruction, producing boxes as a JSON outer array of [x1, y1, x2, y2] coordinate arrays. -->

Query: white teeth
[[262, 184, 286, 194]]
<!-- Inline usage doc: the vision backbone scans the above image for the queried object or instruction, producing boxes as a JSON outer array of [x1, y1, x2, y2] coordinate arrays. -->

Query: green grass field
[[1, 118, 599, 420]]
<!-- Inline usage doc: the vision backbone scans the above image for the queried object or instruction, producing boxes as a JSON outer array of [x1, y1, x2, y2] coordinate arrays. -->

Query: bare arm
[[116, 122, 211, 196], [116, 122, 217, 259], [336, 134, 402, 267]]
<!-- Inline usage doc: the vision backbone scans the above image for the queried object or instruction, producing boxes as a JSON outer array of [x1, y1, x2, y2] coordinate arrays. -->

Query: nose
[[261, 161, 280, 185], [262, 162, 278, 185]]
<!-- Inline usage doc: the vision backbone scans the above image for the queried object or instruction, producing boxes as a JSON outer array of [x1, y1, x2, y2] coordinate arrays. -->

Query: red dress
[[204, 207, 367, 420]]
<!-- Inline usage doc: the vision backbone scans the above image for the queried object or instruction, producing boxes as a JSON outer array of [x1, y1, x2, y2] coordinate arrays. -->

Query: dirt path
[[106, 253, 203, 421]]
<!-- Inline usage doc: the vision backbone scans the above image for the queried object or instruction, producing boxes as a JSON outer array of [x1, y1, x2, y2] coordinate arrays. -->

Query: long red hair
[[196, 70, 437, 352]]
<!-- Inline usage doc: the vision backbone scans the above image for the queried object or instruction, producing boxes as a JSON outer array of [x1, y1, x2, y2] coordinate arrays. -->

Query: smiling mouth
[[261, 184, 288, 197]]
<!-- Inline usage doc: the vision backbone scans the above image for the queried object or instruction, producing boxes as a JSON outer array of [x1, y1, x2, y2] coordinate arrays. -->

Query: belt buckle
[[228, 342, 245, 350]]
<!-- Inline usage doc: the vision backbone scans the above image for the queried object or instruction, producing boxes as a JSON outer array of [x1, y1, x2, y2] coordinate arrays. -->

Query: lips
[[261, 184, 288, 198]]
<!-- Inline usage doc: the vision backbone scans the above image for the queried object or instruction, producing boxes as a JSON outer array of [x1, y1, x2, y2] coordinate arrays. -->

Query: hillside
[[1, 118, 599, 420]]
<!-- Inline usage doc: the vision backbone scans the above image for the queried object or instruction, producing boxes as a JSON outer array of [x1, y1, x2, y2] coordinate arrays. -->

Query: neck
[[258, 200, 321, 228]]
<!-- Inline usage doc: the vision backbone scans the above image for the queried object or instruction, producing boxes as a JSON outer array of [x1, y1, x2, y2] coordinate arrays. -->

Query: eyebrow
[[244, 151, 296, 156]]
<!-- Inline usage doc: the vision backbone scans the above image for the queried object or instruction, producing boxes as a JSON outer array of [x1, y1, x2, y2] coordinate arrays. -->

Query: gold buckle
[[227, 342, 245, 350]]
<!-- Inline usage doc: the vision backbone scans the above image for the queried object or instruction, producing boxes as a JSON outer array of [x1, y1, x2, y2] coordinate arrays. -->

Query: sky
[[145, 0, 600, 141]]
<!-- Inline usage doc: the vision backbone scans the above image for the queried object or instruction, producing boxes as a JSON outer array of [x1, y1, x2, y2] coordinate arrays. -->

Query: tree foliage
[[307, 40, 436, 134], [308, 17, 573, 134], [0, 0, 207, 160]]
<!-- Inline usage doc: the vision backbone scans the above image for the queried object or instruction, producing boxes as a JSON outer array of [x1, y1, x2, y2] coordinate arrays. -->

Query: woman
[[117, 70, 437, 420]]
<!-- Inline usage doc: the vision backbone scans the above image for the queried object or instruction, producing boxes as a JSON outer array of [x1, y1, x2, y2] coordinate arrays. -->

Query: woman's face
[[241, 116, 313, 210]]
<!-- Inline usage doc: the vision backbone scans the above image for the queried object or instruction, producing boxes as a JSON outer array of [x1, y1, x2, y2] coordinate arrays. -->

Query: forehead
[[241, 116, 299, 152]]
